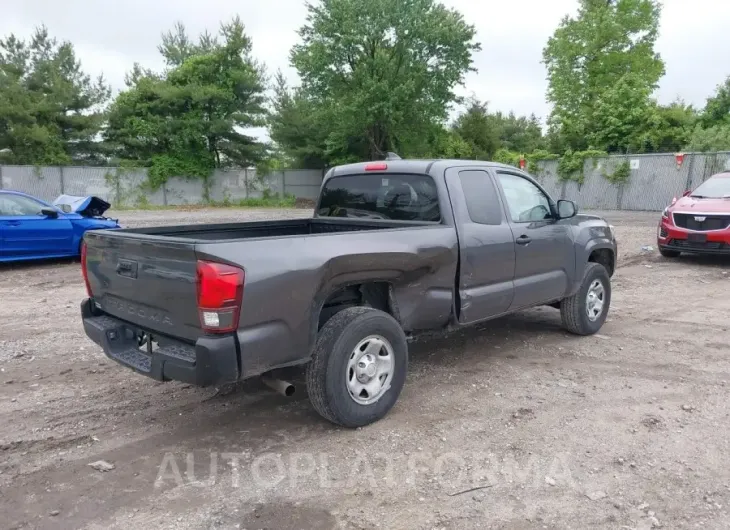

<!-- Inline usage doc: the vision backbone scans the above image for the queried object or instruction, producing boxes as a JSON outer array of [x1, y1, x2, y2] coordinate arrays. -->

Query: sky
[[2, 0, 730, 138]]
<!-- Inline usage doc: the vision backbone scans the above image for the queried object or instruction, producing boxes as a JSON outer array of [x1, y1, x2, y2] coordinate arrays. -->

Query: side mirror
[[682, 190, 692, 197], [41, 207, 58, 218], [557, 199, 577, 219]]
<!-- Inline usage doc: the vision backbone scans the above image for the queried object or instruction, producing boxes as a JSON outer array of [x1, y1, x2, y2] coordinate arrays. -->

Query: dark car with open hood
[[80, 157, 617, 427]]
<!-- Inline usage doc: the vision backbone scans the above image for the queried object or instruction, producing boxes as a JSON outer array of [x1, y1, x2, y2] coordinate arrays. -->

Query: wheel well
[[318, 282, 395, 329], [589, 248, 615, 277]]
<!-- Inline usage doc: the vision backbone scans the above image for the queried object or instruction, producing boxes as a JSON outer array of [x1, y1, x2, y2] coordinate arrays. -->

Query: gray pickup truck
[[81, 158, 617, 427]]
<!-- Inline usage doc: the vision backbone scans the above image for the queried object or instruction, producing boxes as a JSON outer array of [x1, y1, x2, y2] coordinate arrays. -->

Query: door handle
[[3, 221, 21, 227], [516, 235, 532, 245]]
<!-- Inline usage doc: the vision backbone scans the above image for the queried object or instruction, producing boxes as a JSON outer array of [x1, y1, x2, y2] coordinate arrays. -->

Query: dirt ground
[[1, 208, 729, 530]]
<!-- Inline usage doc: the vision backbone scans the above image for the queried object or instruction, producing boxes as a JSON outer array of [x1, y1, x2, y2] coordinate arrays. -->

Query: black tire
[[659, 247, 681, 258], [306, 307, 408, 428], [560, 262, 611, 336]]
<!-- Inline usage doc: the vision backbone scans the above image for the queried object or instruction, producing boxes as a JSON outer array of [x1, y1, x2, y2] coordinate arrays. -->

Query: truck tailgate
[[83, 231, 201, 342]]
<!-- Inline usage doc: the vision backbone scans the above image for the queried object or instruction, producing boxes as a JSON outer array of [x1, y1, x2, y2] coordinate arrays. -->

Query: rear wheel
[[659, 247, 681, 258], [560, 262, 611, 336], [306, 307, 408, 427]]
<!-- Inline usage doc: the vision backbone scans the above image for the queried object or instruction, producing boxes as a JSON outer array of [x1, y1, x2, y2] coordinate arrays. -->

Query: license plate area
[[687, 233, 707, 243], [136, 332, 160, 355]]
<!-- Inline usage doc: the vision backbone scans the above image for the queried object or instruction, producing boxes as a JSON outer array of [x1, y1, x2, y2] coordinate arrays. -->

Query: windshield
[[318, 173, 441, 222], [690, 174, 730, 198]]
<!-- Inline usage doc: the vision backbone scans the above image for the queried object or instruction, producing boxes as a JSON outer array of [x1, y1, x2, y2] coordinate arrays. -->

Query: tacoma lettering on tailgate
[[104, 297, 174, 327]]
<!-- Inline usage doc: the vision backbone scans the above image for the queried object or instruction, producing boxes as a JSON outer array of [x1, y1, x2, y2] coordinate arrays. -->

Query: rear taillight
[[365, 163, 387, 171], [196, 260, 244, 333], [80, 240, 92, 296]]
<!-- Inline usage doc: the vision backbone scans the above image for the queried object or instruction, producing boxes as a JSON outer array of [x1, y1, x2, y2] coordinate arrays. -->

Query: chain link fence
[[535, 151, 730, 211], [1, 152, 729, 211]]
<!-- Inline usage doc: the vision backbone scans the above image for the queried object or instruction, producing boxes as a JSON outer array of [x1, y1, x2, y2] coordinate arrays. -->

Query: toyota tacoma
[[80, 158, 617, 427]]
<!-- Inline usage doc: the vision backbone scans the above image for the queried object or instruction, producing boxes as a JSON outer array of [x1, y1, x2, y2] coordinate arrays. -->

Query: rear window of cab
[[317, 173, 441, 222]]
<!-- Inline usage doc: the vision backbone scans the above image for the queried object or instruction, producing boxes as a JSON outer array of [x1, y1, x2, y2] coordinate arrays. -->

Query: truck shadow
[[409, 307, 564, 367]]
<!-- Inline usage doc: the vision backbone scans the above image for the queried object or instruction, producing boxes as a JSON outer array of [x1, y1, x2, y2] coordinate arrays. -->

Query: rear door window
[[318, 173, 440, 222], [458, 170, 504, 225]]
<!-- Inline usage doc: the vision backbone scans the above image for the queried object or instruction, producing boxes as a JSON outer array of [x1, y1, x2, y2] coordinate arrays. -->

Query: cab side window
[[458, 170, 503, 225], [497, 173, 552, 223]]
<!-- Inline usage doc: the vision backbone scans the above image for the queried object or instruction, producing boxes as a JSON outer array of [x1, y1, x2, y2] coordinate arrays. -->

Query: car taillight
[[365, 163, 387, 171], [81, 240, 92, 296], [196, 260, 244, 333]]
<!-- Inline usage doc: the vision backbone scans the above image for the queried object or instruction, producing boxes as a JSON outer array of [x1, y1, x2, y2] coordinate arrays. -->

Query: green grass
[[221, 195, 297, 208], [111, 194, 298, 211]]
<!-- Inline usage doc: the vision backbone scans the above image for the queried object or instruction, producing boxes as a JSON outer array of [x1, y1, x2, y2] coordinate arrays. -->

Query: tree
[[445, 97, 546, 160], [451, 98, 500, 159], [105, 18, 268, 188], [158, 22, 219, 68], [638, 99, 697, 153], [700, 76, 730, 128], [680, 76, 730, 152], [492, 111, 545, 154], [0, 26, 110, 165], [167, 19, 268, 167], [588, 72, 654, 152], [268, 71, 330, 168], [430, 127, 475, 159], [283, 0, 480, 164], [686, 123, 730, 152], [543, 0, 665, 153], [124, 62, 159, 87]]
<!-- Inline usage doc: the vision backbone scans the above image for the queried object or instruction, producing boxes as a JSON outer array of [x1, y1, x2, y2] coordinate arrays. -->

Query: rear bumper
[[81, 298, 239, 387], [657, 219, 730, 255]]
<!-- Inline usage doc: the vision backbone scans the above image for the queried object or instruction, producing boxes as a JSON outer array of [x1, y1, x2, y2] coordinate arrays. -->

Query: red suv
[[658, 171, 730, 258]]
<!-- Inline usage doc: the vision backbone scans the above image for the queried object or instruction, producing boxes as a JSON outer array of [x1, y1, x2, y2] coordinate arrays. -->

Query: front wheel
[[560, 262, 611, 336], [306, 307, 408, 427]]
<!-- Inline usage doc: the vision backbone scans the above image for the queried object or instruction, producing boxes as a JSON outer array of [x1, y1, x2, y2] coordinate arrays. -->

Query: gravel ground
[[1, 207, 730, 530]]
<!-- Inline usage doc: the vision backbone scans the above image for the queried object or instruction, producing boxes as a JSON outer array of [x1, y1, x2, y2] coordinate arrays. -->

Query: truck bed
[[82, 216, 454, 347], [116, 218, 425, 242]]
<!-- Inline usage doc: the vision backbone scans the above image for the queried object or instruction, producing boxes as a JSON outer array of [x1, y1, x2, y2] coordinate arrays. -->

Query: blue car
[[0, 190, 119, 263]]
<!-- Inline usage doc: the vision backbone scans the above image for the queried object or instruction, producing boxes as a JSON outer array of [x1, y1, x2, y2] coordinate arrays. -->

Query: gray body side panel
[[196, 224, 458, 377]]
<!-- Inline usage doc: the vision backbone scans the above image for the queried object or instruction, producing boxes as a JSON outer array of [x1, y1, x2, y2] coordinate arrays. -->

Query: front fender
[[564, 237, 616, 297], [567, 218, 617, 295], [584, 236, 617, 262]]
